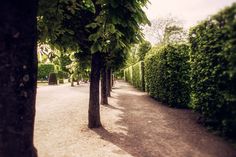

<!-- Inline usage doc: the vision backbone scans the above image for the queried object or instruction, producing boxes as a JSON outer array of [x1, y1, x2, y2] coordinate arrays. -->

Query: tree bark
[[112, 74, 114, 87], [101, 67, 108, 105], [0, 1, 38, 157], [106, 68, 112, 97], [110, 69, 113, 91], [71, 76, 74, 87], [77, 79, 80, 85], [88, 52, 102, 128]]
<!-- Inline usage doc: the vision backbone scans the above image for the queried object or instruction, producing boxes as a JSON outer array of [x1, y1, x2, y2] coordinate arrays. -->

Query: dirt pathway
[[35, 81, 236, 157]]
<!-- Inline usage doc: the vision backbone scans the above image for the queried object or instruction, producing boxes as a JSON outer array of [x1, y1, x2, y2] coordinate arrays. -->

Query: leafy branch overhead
[[87, 0, 151, 54]]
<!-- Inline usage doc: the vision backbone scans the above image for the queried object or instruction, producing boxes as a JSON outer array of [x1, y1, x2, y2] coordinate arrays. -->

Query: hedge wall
[[145, 44, 190, 108], [124, 66, 132, 84], [189, 3, 236, 137], [132, 62, 145, 91], [38, 63, 55, 80], [124, 61, 145, 91]]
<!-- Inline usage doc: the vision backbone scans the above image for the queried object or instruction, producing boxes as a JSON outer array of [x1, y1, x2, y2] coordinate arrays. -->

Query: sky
[[144, 0, 236, 28]]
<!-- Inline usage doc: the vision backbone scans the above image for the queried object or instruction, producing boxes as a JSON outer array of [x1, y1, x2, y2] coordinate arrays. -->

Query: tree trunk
[[112, 74, 114, 87], [88, 52, 102, 128], [110, 69, 113, 91], [0, 1, 38, 157], [106, 68, 112, 97], [71, 77, 74, 87], [101, 67, 108, 105]]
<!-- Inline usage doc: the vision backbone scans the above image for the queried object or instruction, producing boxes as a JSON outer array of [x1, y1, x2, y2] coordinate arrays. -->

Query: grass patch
[[37, 81, 48, 87]]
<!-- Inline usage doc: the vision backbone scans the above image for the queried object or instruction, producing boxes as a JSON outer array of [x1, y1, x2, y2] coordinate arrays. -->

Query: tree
[[38, 0, 101, 128], [38, 0, 150, 129], [125, 45, 139, 67], [0, 1, 38, 157], [143, 16, 187, 45], [100, 53, 109, 105], [87, 0, 150, 128], [137, 40, 151, 61]]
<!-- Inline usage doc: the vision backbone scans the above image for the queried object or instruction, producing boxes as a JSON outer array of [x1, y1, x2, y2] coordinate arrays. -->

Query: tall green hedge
[[38, 63, 55, 80], [145, 44, 190, 108], [124, 66, 133, 83], [124, 61, 145, 91], [132, 61, 145, 91], [189, 3, 236, 137]]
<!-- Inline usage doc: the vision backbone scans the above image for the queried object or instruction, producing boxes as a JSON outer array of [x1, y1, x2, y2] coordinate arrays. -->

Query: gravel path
[[34, 81, 236, 157]]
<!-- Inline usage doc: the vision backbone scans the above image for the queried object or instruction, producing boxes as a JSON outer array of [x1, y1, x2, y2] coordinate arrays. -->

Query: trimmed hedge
[[57, 70, 65, 84], [38, 63, 55, 80], [123, 3, 236, 139], [124, 66, 132, 84], [132, 62, 145, 91], [124, 62, 145, 91], [48, 72, 58, 85], [145, 44, 190, 108], [189, 3, 236, 137]]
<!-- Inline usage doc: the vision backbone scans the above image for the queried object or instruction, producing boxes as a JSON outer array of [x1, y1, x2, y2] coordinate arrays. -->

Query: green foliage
[[88, 0, 150, 54], [124, 66, 132, 84], [189, 3, 236, 137], [48, 72, 58, 85], [114, 70, 124, 79], [58, 70, 65, 84], [87, 0, 150, 74], [57, 70, 65, 78], [124, 61, 145, 91], [132, 62, 145, 91], [38, 63, 55, 80], [137, 41, 151, 61], [145, 44, 190, 108], [106, 48, 128, 71], [125, 45, 139, 67]]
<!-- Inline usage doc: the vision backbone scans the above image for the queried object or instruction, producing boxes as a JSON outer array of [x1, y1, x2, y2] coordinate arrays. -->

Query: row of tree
[[0, 0, 150, 156]]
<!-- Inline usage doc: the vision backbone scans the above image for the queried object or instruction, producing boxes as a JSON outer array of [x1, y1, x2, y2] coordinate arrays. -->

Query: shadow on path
[[93, 81, 236, 157]]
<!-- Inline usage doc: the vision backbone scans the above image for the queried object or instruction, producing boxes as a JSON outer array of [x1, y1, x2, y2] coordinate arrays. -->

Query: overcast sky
[[144, 0, 236, 28]]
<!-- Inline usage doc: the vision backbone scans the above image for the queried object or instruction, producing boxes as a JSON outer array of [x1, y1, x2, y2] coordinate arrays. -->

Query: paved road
[[34, 81, 236, 157]]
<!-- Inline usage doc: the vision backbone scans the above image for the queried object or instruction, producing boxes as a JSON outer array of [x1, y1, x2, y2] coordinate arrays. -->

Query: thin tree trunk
[[71, 76, 74, 87], [106, 68, 111, 97], [0, 1, 38, 157], [112, 74, 114, 87], [107, 68, 112, 97], [101, 66, 108, 105], [110, 69, 113, 91], [88, 52, 102, 128]]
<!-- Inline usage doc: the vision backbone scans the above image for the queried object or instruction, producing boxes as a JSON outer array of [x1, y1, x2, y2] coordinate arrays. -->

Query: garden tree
[[37, 0, 84, 48], [87, 0, 150, 128], [56, 51, 71, 74], [162, 25, 185, 44], [67, 53, 80, 86], [38, 44, 56, 62], [137, 40, 151, 61], [38, 0, 95, 71], [38, 0, 84, 83], [38, 0, 102, 128], [107, 49, 128, 95], [67, 51, 91, 86], [125, 45, 139, 67], [143, 16, 187, 45], [37, 44, 72, 77], [0, 1, 38, 157], [38, 0, 150, 128], [101, 48, 128, 105], [100, 55, 109, 105]]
